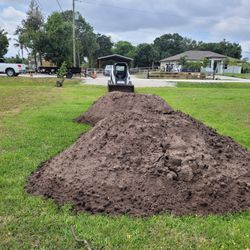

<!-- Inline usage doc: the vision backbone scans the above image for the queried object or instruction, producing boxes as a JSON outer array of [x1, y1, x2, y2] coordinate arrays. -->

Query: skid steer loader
[[108, 62, 134, 93]]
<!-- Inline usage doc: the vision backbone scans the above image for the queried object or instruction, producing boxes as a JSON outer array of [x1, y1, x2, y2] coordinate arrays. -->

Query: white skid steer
[[108, 62, 134, 93]]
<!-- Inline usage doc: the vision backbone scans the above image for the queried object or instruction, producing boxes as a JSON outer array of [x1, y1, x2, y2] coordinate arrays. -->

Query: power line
[[55, 0, 64, 12], [34, 0, 43, 12], [34, 0, 47, 18], [35, 0, 41, 7]]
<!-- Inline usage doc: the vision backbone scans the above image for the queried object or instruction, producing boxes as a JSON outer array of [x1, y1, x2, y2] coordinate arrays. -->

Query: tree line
[[0, 0, 245, 68]]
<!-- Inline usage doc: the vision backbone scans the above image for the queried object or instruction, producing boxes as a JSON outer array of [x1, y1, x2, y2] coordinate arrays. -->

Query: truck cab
[[0, 58, 26, 77]]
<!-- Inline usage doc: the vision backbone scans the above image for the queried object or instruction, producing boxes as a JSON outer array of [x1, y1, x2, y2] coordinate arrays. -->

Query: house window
[[224, 64, 228, 69]]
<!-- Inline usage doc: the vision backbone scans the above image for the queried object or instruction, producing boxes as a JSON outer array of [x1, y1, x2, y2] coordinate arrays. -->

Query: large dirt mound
[[27, 108, 250, 216], [74, 91, 173, 125]]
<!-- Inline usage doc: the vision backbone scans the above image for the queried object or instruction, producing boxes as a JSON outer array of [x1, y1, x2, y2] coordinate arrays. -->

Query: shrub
[[56, 62, 67, 87]]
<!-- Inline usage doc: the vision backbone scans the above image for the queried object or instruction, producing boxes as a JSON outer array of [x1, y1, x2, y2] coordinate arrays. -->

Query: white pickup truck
[[0, 60, 26, 77]]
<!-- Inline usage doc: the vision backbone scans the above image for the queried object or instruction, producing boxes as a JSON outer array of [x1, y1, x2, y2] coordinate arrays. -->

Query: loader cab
[[114, 63, 128, 82]]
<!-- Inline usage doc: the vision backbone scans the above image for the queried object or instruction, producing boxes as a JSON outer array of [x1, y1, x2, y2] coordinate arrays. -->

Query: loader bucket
[[108, 84, 134, 93]]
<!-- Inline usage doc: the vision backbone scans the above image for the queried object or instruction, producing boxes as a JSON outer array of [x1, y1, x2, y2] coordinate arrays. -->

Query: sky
[[0, 0, 250, 59]]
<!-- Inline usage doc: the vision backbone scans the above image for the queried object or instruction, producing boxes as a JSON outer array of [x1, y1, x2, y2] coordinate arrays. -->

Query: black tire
[[66, 72, 73, 79], [6, 68, 15, 77]]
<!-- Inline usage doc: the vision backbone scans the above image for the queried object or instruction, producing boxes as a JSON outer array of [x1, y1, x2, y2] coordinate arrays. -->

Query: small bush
[[56, 62, 68, 87]]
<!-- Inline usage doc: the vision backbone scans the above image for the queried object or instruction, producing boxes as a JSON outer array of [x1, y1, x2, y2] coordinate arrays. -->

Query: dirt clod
[[27, 92, 250, 216], [179, 165, 194, 182]]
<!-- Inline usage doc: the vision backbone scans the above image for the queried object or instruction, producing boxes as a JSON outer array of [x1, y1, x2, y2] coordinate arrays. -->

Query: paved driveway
[[82, 75, 176, 88], [82, 74, 250, 88]]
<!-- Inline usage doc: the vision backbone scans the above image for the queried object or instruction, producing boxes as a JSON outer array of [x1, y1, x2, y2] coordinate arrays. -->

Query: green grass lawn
[[223, 73, 250, 79], [0, 77, 250, 249]]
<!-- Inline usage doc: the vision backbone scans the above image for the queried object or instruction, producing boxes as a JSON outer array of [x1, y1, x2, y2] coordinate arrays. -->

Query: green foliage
[[56, 61, 68, 87], [178, 56, 203, 72], [94, 34, 113, 59], [196, 39, 242, 59], [183, 61, 203, 71], [179, 56, 187, 66], [223, 57, 230, 66], [228, 58, 242, 66], [44, 12, 72, 66], [223, 73, 250, 79], [0, 28, 9, 58], [242, 62, 250, 73], [112, 41, 136, 58], [43, 10, 98, 67], [13, 37, 29, 62], [63, 10, 99, 67], [134, 43, 157, 67], [4, 55, 28, 64], [177, 81, 250, 88], [15, 0, 44, 66], [153, 34, 242, 61], [15, 3, 99, 67], [93, 34, 113, 67], [153, 33, 195, 61], [202, 58, 210, 68], [57, 62, 68, 78]]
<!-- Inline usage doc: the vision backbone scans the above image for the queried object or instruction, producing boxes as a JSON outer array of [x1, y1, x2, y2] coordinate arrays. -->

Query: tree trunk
[[39, 53, 43, 66], [34, 53, 37, 72], [21, 48, 24, 63]]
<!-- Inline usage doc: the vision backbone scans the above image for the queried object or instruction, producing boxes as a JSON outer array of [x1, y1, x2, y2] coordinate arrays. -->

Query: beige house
[[160, 50, 242, 74]]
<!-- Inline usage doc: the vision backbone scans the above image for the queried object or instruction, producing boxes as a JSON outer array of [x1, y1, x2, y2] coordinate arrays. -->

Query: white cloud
[[0, 6, 26, 34], [2, 6, 26, 19], [0, 6, 26, 57], [212, 17, 250, 40]]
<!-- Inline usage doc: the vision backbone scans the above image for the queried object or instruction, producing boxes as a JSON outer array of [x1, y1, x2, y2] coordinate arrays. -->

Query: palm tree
[[13, 37, 29, 62]]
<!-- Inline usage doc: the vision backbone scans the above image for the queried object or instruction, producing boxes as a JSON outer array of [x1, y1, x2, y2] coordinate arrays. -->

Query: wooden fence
[[147, 71, 206, 79]]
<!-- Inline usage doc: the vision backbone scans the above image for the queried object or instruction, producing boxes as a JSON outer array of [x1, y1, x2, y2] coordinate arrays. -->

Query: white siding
[[223, 66, 242, 74]]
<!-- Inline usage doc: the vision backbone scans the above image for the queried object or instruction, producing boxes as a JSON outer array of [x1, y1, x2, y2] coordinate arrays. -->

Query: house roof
[[160, 50, 227, 62]]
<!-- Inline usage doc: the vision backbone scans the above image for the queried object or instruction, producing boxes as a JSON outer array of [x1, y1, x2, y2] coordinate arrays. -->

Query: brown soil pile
[[74, 91, 173, 125], [27, 93, 250, 216]]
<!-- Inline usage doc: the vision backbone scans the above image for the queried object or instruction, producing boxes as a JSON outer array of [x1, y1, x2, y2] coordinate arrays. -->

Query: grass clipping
[[27, 92, 250, 216]]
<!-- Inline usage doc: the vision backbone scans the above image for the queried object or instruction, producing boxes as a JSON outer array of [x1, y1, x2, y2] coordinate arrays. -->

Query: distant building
[[160, 50, 242, 74]]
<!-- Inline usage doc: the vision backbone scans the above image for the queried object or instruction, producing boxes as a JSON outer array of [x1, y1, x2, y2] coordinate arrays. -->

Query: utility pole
[[72, 0, 76, 67]]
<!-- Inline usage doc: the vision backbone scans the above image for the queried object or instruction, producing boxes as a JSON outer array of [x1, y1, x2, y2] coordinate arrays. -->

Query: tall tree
[[56, 10, 99, 67], [43, 12, 72, 66], [112, 41, 135, 58], [134, 43, 157, 67], [196, 39, 242, 59], [0, 28, 9, 58], [13, 37, 29, 61], [74, 12, 98, 67], [16, 0, 44, 66], [153, 33, 190, 60], [94, 34, 113, 58]]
